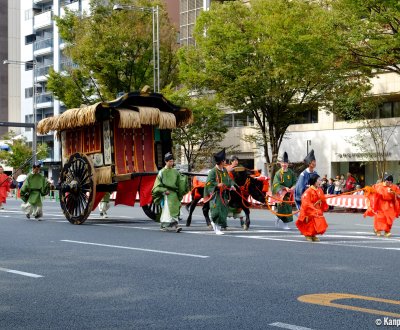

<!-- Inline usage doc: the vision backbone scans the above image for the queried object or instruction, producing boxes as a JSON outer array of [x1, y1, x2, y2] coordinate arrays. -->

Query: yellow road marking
[[298, 293, 400, 318]]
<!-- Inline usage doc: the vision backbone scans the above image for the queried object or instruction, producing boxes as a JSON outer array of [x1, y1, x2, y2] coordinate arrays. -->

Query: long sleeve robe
[[20, 173, 50, 206], [364, 183, 400, 233], [204, 166, 234, 227], [296, 185, 328, 237], [152, 167, 188, 222], [272, 168, 297, 223], [0, 173, 10, 204], [294, 169, 318, 209]]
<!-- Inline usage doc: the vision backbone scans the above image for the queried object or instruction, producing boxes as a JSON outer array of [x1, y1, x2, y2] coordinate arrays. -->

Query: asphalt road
[[0, 198, 399, 329]]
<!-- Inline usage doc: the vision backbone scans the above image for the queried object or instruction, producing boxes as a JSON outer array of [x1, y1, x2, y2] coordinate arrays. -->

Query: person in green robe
[[226, 155, 246, 229], [20, 163, 50, 220], [204, 149, 235, 235], [272, 151, 297, 230], [152, 152, 188, 233]]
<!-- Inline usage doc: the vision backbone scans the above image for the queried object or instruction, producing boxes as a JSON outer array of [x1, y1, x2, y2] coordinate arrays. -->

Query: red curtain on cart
[[114, 175, 157, 207]]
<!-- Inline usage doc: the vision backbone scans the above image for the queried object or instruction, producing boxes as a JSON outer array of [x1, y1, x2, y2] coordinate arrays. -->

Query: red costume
[[296, 185, 329, 239], [0, 173, 10, 204], [345, 175, 357, 192], [192, 175, 206, 199], [364, 182, 400, 236]]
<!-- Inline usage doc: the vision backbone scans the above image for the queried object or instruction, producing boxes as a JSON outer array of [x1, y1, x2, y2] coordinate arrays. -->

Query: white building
[[19, 0, 91, 180]]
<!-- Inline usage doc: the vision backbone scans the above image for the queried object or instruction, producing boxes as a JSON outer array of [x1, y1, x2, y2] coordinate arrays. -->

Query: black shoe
[[26, 214, 30, 219], [176, 227, 182, 233], [35, 215, 40, 220], [100, 212, 103, 217]]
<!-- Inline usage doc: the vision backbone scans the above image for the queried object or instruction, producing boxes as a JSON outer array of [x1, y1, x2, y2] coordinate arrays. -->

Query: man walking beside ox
[[272, 152, 297, 230], [204, 149, 236, 235]]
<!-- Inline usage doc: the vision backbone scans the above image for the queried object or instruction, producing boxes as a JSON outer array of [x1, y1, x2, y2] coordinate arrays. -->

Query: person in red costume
[[364, 174, 400, 237], [0, 166, 11, 210], [344, 172, 357, 192], [296, 173, 329, 242]]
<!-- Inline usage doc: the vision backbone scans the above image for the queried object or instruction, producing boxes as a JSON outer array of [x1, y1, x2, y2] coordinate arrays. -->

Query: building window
[[25, 61, 34, 71], [25, 115, 33, 132], [378, 101, 400, 119], [223, 114, 233, 127], [292, 109, 318, 124], [25, 88, 33, 98], [25, 9, 33, 20], [336, 99, 400, 121], [223, 113, 255, 127], [25, 34, 36, 45]]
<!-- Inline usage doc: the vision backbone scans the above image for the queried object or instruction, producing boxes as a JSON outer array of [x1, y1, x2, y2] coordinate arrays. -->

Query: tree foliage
[[49, 0, 179, 105], [330, 0, 400, 74], [0, 132, 48, 174], [178, 0, 369, 176], [163, 86, 230, 171]]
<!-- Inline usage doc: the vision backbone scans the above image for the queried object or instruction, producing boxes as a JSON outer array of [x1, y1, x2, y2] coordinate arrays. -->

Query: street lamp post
[[113, 3, 160, 93], [3, 59, 37, 164]]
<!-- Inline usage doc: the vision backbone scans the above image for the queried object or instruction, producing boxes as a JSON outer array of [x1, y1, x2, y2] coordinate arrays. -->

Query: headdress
[[383, 174, 393, 182], [164, 152, 174, 162], [281, 151, 289, 163], [304, 149, 315, 164], [213, 148, 226, 163]]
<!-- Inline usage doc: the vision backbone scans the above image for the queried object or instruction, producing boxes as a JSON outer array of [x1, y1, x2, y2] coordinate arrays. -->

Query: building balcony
[[35, 65, 52, 81], [60, 61, 79, 72], [36, 93, 53, 109], [33, 10, 52, 30], [33, 38, 53, 56], [60, 1, 80, 17], [33, 0, 53, 4]]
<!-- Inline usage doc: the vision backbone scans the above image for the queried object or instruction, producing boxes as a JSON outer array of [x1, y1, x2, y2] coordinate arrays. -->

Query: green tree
[[163, 86, 231, 171], [331, 0, 400, 75], [334, 94, 399, 179], [0, 132, 48, 174], [178, 0, 368, 177], [49, 0, 179, 106]]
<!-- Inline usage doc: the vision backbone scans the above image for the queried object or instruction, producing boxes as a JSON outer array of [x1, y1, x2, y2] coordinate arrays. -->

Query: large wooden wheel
[[142, 202, 161, 221], [60, 153, 96, 224]]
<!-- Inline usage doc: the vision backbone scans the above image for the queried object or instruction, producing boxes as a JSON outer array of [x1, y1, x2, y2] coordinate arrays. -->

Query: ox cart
[[37, 90, 192, 224]]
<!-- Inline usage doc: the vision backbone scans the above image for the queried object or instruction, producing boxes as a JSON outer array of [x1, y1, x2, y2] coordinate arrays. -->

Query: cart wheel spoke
[[60, 153, 96, 224]]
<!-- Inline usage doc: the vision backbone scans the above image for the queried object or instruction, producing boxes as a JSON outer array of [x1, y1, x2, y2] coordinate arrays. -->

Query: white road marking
[[234, 235, 400, 251], [0, 267, 43, 278], [61, 240, 209, 258], [269, 322, 313, 330]]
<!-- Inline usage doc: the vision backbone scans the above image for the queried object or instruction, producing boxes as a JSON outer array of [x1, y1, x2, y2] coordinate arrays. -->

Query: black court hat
[[304, 149, 316, 164], [214, 148, 226, 163]]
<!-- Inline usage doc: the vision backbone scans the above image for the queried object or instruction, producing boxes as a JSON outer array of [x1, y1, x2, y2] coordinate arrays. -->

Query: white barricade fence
[[326, 194, 367, 209], [109, 191, 368, 209]]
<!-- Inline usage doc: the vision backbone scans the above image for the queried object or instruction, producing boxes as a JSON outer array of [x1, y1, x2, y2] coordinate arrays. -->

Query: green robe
[[272, 168, 297, 223], [20, 173, 50, 206], [152, 166, 188, 222], [204, 166, 234, 227]]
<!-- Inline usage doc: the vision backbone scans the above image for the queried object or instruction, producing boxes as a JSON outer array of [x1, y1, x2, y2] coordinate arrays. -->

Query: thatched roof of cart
[[37, 91, 193, 135]]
